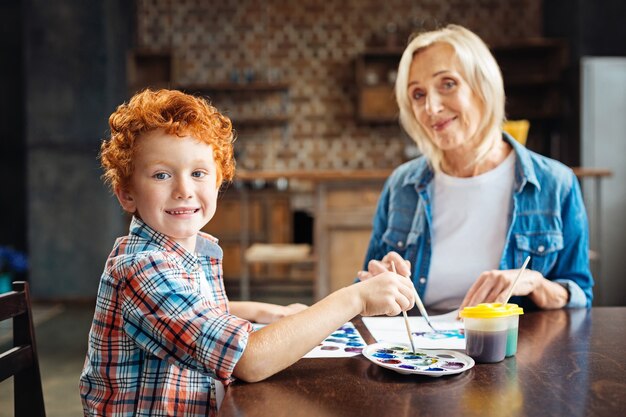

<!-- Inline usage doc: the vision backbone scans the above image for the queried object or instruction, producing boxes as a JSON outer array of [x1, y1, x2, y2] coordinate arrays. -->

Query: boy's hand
[[355, 271, 415, 317]]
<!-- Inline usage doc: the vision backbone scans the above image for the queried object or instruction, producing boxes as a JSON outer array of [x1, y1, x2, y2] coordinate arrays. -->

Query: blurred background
[[0, 0, 625, 414]]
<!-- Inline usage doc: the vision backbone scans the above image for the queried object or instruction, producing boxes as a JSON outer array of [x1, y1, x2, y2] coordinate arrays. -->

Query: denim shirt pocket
[[514, 232, 564, 275], [382, 228, 410, 255]]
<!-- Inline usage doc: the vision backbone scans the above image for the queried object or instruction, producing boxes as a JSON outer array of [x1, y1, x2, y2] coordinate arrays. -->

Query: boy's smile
[[115, 129, 220, 253]]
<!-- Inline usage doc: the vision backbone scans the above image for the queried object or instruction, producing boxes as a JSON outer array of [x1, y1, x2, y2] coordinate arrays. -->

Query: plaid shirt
[[80, 217, 252, 416]]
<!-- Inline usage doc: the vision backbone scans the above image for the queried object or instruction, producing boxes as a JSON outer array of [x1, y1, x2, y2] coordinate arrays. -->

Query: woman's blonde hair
[[395, 24, 505, 171]]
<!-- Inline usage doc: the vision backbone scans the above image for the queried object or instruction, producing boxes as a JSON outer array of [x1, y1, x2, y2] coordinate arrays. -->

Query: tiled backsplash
[[136, 0, 542, 171]]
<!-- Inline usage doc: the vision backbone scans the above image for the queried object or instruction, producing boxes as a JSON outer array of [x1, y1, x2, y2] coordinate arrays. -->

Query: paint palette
[[363, 342, 474, 377], [253, 322, 367, 358], [303, 322, 367, 358]]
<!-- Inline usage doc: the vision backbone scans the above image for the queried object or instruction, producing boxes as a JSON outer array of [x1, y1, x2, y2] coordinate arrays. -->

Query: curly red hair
[[100, 88, 235, 191]]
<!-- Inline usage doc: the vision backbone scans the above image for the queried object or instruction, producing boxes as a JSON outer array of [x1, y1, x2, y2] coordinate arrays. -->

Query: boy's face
[[115, 129, 221, 253]]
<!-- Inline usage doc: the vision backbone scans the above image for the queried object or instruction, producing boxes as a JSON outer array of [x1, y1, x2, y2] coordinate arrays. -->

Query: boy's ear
[[114, 186, 137, 213]]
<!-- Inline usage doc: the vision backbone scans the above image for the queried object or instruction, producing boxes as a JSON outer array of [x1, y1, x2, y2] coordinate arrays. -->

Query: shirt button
[[419, 277, 426, 284], [537, 245, 545, 253], [397, 241, 404, 248]]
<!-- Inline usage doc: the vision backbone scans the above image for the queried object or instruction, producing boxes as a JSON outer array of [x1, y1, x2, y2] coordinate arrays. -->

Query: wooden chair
[[0, 281, 46, 417], [240, 243, 316, 301]]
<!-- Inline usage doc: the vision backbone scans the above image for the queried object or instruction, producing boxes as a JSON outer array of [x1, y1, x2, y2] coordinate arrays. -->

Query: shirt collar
[[402, 156, 434, 192], [128, 216, 200, 271], [504, 131, 541, 192]]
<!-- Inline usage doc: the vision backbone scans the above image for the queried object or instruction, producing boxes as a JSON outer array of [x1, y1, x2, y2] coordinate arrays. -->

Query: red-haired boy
[[80, 89, 414, 416]]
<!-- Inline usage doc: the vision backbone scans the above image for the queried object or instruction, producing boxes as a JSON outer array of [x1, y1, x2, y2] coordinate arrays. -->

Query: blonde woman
[[358, 24, 593, 311]]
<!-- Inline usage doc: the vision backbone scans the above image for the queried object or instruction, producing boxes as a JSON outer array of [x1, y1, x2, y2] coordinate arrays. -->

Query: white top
[[424, 151, 516, 310]]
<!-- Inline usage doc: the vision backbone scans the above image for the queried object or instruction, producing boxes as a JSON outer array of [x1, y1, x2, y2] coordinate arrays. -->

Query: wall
[[22, 0, 545, 300], [25, 0, 133, 298], [135, 0, 542, 171], [545, 0, 626, 305], [0, 0, 26, 253], [543, 0, 626, 166], [581, 58, 626, 306]]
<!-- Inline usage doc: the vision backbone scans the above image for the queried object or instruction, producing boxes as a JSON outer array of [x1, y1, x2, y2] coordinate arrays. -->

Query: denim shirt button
[[419, 277, 426, 284], [537, 245, 545, 253], [397, 241, 404, 248]]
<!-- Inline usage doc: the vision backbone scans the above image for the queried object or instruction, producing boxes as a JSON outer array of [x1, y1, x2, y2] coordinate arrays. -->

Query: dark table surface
[[219, 307, 626, 417]]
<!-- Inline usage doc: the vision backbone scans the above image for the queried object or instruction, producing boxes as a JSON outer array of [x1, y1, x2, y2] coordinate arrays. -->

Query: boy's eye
[[153, 172, 170, 180], [191, 170, 207, 178]]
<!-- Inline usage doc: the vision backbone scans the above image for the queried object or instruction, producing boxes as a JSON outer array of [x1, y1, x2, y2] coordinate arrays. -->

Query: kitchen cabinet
[[201, 186, 293, 290], [354, 48, 403, 123], [314, 180, 385, 298]]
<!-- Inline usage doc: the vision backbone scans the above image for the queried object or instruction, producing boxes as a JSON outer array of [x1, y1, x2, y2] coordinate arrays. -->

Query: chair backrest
[[0, 281, 46, 417]]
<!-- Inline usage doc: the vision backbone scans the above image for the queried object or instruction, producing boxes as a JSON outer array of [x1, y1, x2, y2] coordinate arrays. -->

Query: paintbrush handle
[[503, 255, 531, 305], [412, 286, 437, 332], [402, 311, 417, 353], [390, 259, 438, 332], [391, 261, 417, 353]]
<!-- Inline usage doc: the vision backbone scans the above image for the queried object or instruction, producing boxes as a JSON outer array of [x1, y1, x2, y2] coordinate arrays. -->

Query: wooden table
[[219, 307, 625, 417]]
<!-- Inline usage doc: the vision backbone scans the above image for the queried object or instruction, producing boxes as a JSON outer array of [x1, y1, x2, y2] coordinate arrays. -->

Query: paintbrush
[[411, 285, 438, 333], [394, 262, 439, 333], [502, 256, 531, 305], [391, 262, 417, 353]]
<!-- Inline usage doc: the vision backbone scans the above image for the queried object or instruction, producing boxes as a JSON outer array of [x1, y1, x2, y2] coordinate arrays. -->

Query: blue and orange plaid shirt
[[80, 217, 252, 416]]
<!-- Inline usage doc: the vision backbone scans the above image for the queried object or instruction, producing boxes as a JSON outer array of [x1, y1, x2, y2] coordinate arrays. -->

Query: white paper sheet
[[252, 322, 366, 358], [362, 310, 466, 350]]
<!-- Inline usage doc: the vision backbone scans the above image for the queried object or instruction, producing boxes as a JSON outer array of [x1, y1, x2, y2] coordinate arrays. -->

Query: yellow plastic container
[[460, 303, 524, 363]]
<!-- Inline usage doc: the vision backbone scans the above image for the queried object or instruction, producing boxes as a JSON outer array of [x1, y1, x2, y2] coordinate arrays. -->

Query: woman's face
[[407, 42, 484, 154]]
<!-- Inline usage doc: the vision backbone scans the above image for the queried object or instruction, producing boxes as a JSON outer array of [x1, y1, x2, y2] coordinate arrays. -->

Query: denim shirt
[[363, 133, 593, 309]]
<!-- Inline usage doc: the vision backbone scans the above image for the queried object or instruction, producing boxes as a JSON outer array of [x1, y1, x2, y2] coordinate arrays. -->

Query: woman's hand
[[459, 269, 569, 310], [357, 251, 411, 281]]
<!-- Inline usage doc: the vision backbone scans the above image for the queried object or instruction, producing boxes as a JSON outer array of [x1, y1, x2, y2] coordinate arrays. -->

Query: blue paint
[[413, 329, 465, 340], [403, 355, 426, 360], [372, 352, 396, 359]]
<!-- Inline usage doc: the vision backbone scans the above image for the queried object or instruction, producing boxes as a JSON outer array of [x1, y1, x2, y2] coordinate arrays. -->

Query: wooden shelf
[[233, 116, 290, 126], [175, 83, 291, 128], [504, 75, 562, 86], [235, 169, 394, 182], [176, 82, 289, 93]]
